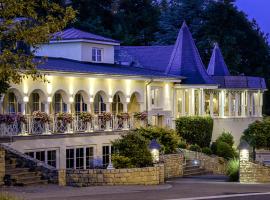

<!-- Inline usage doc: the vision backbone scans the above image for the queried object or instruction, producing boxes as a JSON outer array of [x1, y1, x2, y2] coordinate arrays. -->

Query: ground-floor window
[[102, 145, 114, 168], [66, 146, 94, 169], [25, 149, 57, 168]]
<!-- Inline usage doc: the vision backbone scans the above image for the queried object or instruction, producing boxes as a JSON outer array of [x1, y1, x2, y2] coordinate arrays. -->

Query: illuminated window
[[53, 93, 67, 113], [92, 48, 102, 62], [94, 93, 106, 114], [75, 93, 87, 114], [151, 87, 161, 108], [112, 94, 123, 114], [32, 93, 40, 112], [8, 92, 17, 114]]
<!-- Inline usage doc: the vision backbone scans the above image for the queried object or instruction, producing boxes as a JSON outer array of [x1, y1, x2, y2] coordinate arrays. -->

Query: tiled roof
[[165, 22, 216, 85], [35, 57, 182, 79], [212, 76, 267, 89], [118, 46, 174, 72], [51, 28, 119, 43], [207, 43, 230, 76]]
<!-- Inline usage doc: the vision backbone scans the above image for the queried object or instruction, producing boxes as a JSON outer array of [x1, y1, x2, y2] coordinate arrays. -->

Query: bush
[[111, 155, 133, 169], [112, 132, 153, 168], [216, 131, 234, 147], [226, 158, 239, 182], [242, 118, 270, 149], [136, 126, 180, 154], [189, 144, 202, 152], [216, 142, 236, 159], [202, 147, 212, 155], [178, 140, 187, 149], [176, 116, 213, 147]]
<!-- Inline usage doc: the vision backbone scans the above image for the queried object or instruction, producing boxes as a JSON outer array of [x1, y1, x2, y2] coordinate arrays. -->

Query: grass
[[226, 158, 240, 182]]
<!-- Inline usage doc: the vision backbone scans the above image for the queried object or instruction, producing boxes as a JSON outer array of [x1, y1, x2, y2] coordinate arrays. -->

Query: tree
[[0, 0, 76, 95]]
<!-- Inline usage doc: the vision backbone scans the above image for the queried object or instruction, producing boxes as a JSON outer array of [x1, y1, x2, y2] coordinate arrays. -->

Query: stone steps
[[183, 159, 212, 177], [5, 157, 48, 186]]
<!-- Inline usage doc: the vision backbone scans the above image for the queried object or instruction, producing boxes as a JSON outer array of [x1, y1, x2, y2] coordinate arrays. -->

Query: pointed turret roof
[[207, 43, 230, 76], [166, 22, 215, 84]]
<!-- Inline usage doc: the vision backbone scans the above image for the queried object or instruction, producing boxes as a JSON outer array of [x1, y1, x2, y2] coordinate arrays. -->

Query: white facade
[[1, 27, 266, 170]]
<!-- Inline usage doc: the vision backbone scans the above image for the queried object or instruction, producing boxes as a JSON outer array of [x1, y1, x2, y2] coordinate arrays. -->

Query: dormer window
[[92, 47, 102, 62]]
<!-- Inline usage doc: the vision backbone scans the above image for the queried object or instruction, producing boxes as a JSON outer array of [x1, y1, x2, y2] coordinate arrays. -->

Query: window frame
[[92, 47, 102, 62]]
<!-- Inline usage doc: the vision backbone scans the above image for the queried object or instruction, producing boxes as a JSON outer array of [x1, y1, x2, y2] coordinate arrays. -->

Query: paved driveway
[[2, 175, 270, 200]]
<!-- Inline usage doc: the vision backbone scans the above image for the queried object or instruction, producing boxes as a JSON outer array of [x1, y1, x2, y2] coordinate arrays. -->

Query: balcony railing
[[0, 114, 147, 137]]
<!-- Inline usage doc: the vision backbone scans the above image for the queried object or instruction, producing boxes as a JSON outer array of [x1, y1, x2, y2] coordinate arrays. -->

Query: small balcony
[[0, 112, 147, 137]]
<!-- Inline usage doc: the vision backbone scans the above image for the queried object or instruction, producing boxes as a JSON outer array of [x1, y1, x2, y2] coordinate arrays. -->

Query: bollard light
[[149, 139, 161, 163], [239, 140, 250, 161]]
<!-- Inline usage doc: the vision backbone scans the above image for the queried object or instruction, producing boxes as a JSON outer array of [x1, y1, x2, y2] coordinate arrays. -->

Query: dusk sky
[[236, 0, 270, 41]]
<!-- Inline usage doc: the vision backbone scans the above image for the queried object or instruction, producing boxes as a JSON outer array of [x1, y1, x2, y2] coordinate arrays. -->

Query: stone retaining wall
[[0, 148, 5, 185], [240, 160, 270, 183], [160, 154, 184, 179], [66, 164, 164, 187]]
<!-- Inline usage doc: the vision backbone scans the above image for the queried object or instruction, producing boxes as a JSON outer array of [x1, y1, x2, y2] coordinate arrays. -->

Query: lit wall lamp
[[126, 95, 131, 103], [109, 95, 113, 103], [239, 139, 250, 162], [23, 96, 29, 103], [69, 96, 74, 103], [89, 95, 94, 103], [149, 139, 161, 163], [47, 96, 52, 103]]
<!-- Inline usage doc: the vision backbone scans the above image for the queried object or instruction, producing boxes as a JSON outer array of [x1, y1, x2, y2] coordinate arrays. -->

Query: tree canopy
[[0, 0, 76, 94]]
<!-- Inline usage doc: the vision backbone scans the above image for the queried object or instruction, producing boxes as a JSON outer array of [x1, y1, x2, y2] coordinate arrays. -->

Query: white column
[[123, 102, 128, 112], [67, 103, 71, 113], [241, 92, 246, 117], [106, 102, 111, 112], [45, 102, 50, 114], [235, 93, 239, 116], [21, 102, 26, 115], [259, 91, 263, 117], [182, 90, 185, 116], [210, 92, 214, 117], [139, 102, 144, 112], [246, 91, 250, 117], [87, 102, 92, 113], [201, 89, 205, 116], [189, 89, 195, 116], [228, 92, 232, 117], [219, 91, 225, 117]]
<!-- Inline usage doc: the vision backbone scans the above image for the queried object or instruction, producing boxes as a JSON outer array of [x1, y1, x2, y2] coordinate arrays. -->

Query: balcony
[[0, 112, 147, 137]]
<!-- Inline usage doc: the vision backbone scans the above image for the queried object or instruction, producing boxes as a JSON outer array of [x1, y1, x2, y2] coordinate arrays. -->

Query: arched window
[[53, 93, 67, 113], [94, 93, 106, 114], [32, 93, 40, 112], [8, 92, 18, 114], [75, 93, 87, 114], [112, 94, 123, 114]]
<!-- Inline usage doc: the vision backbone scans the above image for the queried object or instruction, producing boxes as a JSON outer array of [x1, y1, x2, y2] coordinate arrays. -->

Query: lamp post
[[149, 139, 161, 163]]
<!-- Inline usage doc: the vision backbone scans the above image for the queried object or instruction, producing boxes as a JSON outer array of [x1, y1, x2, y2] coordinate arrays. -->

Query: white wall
[[5, 134, 121, 169], [81, 43, 115, 64], [35, 42, 82, 61], [34, 42, 115, 64], [212, 117, 262, 145]]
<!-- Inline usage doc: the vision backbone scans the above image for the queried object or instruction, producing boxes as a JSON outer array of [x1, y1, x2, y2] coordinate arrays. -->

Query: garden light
[[149, 139, 161, 163]]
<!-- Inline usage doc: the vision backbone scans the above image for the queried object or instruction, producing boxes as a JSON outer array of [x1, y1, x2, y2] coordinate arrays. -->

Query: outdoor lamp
[[149, 139, 161, 163], [239, 139, 250, 161]]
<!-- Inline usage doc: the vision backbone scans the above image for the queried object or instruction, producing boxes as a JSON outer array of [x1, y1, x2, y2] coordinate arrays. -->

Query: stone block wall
[[199, 154, 227, 175], [240, 160, 270, 183], [160, 154, 184, 179], [66, 164, 164, 187], [0, 148, 5, 185]]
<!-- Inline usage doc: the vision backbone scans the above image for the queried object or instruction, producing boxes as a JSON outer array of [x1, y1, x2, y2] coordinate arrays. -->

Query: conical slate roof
[[166, 22, 215, 84], [207, 43, 230, 76]]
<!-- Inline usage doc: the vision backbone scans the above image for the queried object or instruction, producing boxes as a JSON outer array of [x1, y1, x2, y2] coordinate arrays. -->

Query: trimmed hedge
[[176, 116, 213, 147]]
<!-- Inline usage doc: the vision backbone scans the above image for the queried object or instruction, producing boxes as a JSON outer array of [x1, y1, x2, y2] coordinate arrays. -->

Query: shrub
[[242, 118, 270, 149], [226, 158, 239, 182], [176, 116, 213, 147], [136, 126, 180, 154], [111, 155, 133, 169], [178, 140, 187, 149], [202, 147, 212, 155], [216, 131, 234, 147], [216, 142, 236, 159], [189, 144, 202, 152], [112, 132, 153, 168]]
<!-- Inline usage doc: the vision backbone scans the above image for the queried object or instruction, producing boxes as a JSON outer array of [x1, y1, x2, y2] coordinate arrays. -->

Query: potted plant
[[133, 111, 147, 121], [56, 113, 73, 124], [32, 111, 50, 123], [79, 112, 93, 123], [117, 112, 130, 120]]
